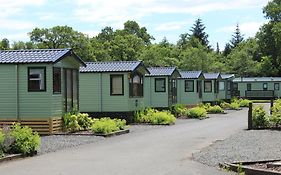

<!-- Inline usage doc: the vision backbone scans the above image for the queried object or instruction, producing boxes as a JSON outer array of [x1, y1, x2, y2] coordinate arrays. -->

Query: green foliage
[[207, 105, 224, 113], [10, 123, 41, 156], [77, 113, 94, 130], [252, 106, 269, 128], [239, 99, 252, 107], [0, 129, 5, 157], [229, 102, 240, 110], [63, 112, 94, 132], [63, 113, 81, 132], [135, 108, 176, 125], [170, 104, 188, 117], [91, 118, 126, 134], [186, 107, 207, 119], [220, 102, 231, 109], [270, 99, 281, 127]]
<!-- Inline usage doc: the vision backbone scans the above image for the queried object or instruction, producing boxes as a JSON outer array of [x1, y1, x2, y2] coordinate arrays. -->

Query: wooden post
[[270, 99, 274, 115], [248, 102, 253, 130], [49, 118, 53, 135]]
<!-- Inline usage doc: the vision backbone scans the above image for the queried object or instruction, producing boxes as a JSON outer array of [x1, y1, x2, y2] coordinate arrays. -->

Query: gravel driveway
[[193, 103, 281, 167]]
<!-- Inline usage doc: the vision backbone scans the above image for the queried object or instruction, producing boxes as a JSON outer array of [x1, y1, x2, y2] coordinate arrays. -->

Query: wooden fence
[[0, 117, 62, 135]]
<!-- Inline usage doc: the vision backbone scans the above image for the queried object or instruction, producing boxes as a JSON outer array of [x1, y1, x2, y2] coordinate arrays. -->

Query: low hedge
[[239, 99, 252, 107], [91, 118, 126, 134], [207, 105, 224, 113], [186, 107, 207, 119], [135, 108, 176, 125], [63, 112, 94, 132]]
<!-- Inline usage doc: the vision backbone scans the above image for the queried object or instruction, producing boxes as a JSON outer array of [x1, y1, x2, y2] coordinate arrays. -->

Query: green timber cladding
[[0, 49, 85, 134], [177, 71, 204, 105], [232, 77, 281, 99], [219, 74, 235, 100], [202, 73, 222, 103], [144, 67, 181, 108], [79, 61, 149, 119]]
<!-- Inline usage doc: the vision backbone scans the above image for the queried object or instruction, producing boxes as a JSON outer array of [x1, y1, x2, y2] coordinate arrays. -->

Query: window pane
[[28, 68, 45, 91], [155, 78, 165, 92], [247, 84, 251, 91], [219, 82, 225, 91], [204, 81, 212, 92], [185, 80, 194, 92], [111, 75, 123, 95], [53, 67, 61, 93], [130, 74, 143, 97], [275, 83, 279, 90], [263, 83, 268, 90]]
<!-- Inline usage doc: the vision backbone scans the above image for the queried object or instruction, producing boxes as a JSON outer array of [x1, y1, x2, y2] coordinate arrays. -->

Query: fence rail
[[0, 117, 62, 135]]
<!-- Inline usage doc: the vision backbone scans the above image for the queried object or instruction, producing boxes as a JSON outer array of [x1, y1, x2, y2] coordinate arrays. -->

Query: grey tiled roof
[[221, 74, 235, 79], [80, 61, 143, 72], [146, 67, 177, 76], [203, 73, 221, 80], [233, 77, 281, 82], [0, 48, 81, 64], [179, 71, 202, 79]]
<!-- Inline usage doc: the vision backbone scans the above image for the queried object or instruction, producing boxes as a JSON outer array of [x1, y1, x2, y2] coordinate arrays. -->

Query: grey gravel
[[39, 135, 105, 154], [193, 130, 281, 167], [39, 124, 171, 155]]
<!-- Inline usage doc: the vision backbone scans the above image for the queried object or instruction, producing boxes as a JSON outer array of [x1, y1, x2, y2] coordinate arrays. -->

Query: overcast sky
[[0, 0, 270, 49]]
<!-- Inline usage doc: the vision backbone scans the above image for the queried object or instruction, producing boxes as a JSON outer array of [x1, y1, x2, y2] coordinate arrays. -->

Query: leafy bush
[[0, 129, 5, 157], [91, 118, 126, 134], [186, 107, 207, 119], [207, 105, 224, 113], [63, 113, 81, 132], [229, 102, 240, 110], [252, 106, 269, 128], [10, 123, 41, 156], [170, 104, 188, 117], [135, 108, 176, 125], [198, 103, 211, 110], [270, 100, 281, 127], [239, 99, 252, 107], [220, 102, 231, 109], [77, 113, 94, 130], [63, 112, 93, 132]]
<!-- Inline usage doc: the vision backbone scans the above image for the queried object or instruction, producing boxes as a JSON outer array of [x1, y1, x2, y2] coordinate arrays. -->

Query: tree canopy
[[1, 0, 280, 77]]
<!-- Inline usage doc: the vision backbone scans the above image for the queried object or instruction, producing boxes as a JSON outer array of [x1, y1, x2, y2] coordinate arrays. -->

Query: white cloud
[[218, 21, 266, 37], [73, 0, 270, 26], [82, 30, 100, 37], [1, 32, 29, 41], [0, 19, 35, 30], [155, 21, 192, 31]]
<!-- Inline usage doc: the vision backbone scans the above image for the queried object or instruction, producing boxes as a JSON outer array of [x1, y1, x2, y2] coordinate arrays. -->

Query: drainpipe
[[15, 64, 19, 121]]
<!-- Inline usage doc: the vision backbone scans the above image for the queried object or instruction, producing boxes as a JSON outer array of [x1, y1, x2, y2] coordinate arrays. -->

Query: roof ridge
[[85, 61, 141, 64], [0, 48, 71, 52]]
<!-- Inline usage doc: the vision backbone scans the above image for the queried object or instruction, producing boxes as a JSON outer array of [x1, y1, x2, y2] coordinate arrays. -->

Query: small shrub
[[207, 105, 224, 113], [91, 118, 126, 134], [150, 111, 176, 125], [170, 104, 187, 117], [239, 99, 252, 107], [186, 107, 207, 119], [229, 102, 240, 110], [135, 108, 176, 125], [10, 123, 41, 156], [63, 113, 81, 132], [0, 129, 5, 157], [77, 113, 94, 130], [252, 106, 269, 128], [220, 102, 231, 109], [113, 119, 127, 130], [270, 100, 281, 127]]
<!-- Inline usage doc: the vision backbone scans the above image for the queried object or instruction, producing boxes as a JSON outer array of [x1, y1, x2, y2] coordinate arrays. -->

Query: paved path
[[0, 109, 248, 175]]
